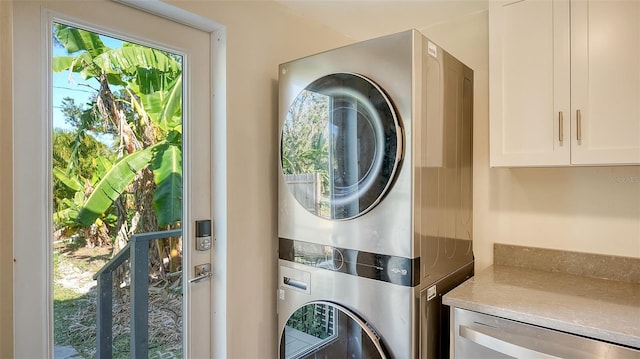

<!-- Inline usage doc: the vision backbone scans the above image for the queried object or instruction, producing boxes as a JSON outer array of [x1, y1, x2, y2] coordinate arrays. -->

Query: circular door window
[[280, 301, 388, 359], [281, 73, 403, 220]]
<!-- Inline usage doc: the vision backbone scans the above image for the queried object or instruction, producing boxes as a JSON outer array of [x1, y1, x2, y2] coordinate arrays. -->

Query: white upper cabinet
[[570, 0, 640, 165], [490, 0, 640, 167], [490, 0, 570, 167]]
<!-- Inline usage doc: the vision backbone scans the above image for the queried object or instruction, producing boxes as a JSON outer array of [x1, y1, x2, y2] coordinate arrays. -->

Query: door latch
[[189, 263, 212, 284]]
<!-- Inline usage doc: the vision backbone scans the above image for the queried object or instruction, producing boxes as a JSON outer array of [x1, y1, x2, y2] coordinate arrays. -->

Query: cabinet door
[[489, 0, 570, 167], [571, 0, 640, 165]]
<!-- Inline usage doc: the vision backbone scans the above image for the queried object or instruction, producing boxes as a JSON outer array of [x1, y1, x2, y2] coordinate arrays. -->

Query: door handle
[[189, 263, 212, 284], [189, 272, 212, 283], [283, 276, 308, 291]]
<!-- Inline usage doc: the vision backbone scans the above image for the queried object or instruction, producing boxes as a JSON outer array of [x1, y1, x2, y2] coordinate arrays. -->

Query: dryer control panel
[[279, 237, 419, 287]]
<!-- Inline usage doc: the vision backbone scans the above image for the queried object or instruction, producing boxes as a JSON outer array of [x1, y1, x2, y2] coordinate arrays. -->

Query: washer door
[[281, 73, 403, 220], [280, 301, 388, 359]]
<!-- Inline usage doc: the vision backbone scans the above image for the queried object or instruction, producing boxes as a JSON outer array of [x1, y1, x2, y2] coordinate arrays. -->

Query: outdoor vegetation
[[281, 90, 332, 217], [52, 23, 184, 358], [286, 303, 334, 340]]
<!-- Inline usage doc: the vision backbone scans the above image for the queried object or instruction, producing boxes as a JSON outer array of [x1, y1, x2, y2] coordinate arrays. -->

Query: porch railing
[[93, 229, 182, 359]]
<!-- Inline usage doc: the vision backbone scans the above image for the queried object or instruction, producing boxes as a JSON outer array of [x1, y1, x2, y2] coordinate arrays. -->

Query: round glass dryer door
[[280, 301, 388, 359], [281, 73, 403, 220]]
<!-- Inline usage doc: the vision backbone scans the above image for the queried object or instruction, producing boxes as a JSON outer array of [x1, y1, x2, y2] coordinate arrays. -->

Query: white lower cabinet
[[451, 308, 640, 359], [490, 0, 640, 167]]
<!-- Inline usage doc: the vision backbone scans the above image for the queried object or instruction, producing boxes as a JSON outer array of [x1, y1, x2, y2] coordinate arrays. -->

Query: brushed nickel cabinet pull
[[576, 109, 582, 141], [559, 111, 564, 142]]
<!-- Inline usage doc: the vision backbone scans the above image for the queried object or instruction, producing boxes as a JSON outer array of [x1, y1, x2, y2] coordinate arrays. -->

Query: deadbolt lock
[[196, 236, 212, 251], [195, 219, 212, 251]]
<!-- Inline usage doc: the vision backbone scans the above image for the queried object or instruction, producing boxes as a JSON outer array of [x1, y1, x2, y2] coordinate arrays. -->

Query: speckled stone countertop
[[442, 264, 640, 348]]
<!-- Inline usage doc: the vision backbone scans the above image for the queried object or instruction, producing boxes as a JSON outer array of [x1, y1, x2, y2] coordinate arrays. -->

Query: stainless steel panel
[[453, 308, 640, 359], [278, 30, 474, 284], [278, 260, 417, 358], [419, 262, 474, 359], [416, 40, 474, 289], [278, 30, 415, 259], [278, 29, 475, 359]]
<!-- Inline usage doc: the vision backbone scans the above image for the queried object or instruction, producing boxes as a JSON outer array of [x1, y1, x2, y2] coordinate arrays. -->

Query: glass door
[[51, 22, 188, 358], [12, 1, 214, 357]]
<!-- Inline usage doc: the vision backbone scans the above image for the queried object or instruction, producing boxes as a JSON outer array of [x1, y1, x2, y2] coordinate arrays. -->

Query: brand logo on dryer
[[390, 267, 408, 276]]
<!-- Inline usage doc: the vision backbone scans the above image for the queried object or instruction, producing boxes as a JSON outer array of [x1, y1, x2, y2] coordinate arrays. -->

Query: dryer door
[[281, 73, 403, 220], [280, 301, 388, 359]]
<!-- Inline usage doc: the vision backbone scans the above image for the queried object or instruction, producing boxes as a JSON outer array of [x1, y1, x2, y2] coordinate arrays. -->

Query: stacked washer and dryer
[[277, 30, 474, 359]]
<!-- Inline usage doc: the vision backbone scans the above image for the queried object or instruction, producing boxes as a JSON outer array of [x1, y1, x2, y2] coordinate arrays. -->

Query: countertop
[[442, 264, 640, 348]]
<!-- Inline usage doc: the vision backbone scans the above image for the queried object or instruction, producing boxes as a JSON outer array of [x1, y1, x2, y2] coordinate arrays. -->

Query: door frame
[[11, 0, 227, 357]]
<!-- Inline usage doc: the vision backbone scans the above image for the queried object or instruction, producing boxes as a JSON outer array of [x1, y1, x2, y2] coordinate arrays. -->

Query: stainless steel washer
[[278, 240, 473, 358], [278, 29, 474, 358]]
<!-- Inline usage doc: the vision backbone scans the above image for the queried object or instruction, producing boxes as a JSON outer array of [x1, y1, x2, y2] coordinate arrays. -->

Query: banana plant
[[75, 136, 182, 227], [53, 155, 115, 245], [52, 24, 184, 233]]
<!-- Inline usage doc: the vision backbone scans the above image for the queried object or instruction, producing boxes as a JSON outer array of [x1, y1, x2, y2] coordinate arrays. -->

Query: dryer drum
[[279, 301, 389, 359], [280, 73, 403, 221]]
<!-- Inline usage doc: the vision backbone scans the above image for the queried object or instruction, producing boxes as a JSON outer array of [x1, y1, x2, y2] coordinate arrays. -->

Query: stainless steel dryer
[[278, 29, 474, 358]]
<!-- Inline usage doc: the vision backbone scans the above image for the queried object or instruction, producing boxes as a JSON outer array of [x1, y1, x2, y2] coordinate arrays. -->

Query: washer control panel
[[279, 237, 419, 287]]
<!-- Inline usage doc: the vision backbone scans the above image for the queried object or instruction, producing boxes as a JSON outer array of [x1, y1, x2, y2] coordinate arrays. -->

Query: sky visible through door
[[51, 22, 185, 358]]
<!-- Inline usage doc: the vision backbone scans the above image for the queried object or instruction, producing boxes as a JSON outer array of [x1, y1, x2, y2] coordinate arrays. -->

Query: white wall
[[421, 11, 640, 272]]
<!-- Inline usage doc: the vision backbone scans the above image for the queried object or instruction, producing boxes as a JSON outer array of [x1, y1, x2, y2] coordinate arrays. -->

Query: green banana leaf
[[54, 24, 107, 58], [54, 192, 84, 227], [94, 155, 113, 175], [76, 146, 155, 226], [53, 167, 83, 192], [54, 207, 80, 227], [138, 76, 183, 131], [137, 67, 170, 95], [152, 142, 182, 226], [52, 53, 96, 79], [93, 46, 180, 78], [52, 56, 74, 73]]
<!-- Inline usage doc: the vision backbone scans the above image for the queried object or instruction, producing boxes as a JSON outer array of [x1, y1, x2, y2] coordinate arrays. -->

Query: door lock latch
[[189, 263, 212, 284]]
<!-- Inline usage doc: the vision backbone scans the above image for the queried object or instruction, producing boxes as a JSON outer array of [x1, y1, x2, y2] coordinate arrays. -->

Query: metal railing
[[93, 229, 182, 359]]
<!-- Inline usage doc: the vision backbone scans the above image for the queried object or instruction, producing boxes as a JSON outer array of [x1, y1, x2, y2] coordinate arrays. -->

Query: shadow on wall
[[489, 166, 640, 218]]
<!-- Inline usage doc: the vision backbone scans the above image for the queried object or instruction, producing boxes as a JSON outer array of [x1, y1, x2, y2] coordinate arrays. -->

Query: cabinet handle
[[558, 111, 564, 142], [576, 109, 582, 141]]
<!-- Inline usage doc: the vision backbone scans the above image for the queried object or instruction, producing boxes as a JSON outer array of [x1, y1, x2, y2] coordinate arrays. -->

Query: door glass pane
[[281, 302, 385, 359], [52, 22, 184, 358], [281, 73, 402, 220]]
